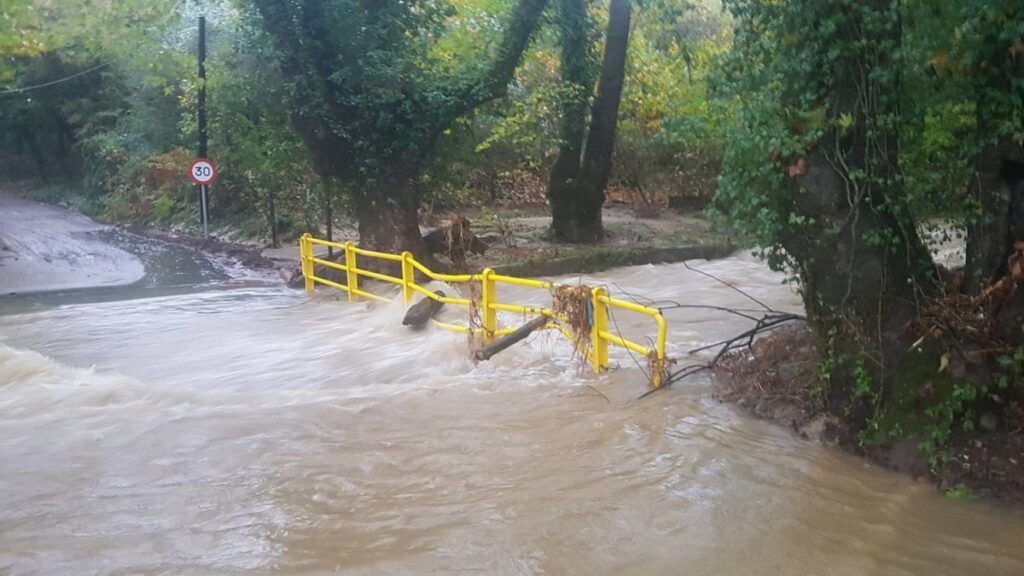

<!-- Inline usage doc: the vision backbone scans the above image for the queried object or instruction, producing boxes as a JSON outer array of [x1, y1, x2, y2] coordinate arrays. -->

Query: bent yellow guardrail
[[299, 233, 668, 387]]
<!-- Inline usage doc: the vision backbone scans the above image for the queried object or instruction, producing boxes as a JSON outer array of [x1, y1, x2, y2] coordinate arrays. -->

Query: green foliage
[[244, 0, 549, 199], [944, 485, 977, 501], [902, 102, 978, 219], [714, 0, 912, 267], [0, 0, 45, 82], [153, 192, 177, 223]]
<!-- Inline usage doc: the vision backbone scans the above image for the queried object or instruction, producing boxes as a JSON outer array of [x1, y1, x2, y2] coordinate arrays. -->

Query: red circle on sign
[[189, 158, 218, 185]]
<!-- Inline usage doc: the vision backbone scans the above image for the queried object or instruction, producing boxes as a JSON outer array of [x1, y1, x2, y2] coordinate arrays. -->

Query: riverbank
[[713, 325, 1024, 504]]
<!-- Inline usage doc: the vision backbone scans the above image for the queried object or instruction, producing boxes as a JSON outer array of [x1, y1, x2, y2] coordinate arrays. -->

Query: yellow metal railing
[[300, 233, 668, 386]]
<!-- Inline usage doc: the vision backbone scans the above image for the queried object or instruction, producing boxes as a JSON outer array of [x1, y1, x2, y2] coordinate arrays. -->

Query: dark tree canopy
[[249, 0, 549, 256]]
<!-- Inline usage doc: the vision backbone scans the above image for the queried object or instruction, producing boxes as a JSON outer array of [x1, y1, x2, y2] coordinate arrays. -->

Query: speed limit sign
[[189, 158, 218, 185]]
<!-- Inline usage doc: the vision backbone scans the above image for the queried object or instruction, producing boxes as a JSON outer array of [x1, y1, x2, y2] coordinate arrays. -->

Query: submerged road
[[0, 193, 145, 294]]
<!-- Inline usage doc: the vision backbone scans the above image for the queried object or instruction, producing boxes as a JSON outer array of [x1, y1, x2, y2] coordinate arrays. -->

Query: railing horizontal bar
[[351, 245, 403, 262], [352, 288, 392, 303], [492, 303, 552, 316], [356, 268, 403, 285], [410, 258, 477, 283], [441, 296, 472, 306], [310, 275, 349, 293], [308, 238, 347, 250], [430, 319, 472, 333], [407, 283, 472, 306], [601, 295, 660, 317], [549, 322, 576, 343], [311, 257, 349, 272], [427, 321, 522, 338], [600, 330, 651, 356], [492, 274, 552, 289], [409, 282, 438, 299]]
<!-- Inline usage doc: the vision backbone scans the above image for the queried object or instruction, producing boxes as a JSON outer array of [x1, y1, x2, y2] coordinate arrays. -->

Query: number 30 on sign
[[189, 158, 218, 185]]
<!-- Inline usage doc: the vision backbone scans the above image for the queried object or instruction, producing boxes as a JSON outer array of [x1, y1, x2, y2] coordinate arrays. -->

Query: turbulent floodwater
[[1, 253, 1024, 575]]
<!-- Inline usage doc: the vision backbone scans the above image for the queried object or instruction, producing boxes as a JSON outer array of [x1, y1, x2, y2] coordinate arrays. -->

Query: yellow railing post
[[300, 233, 314, 293], [652, 313, 667, 388], [401, 251, 414, 304], [480, 268, 497, 343], [591, 287, 609, 373], [344, 241, 358, 302]]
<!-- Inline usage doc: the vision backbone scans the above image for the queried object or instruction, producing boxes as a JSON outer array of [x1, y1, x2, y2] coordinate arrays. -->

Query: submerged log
[[474, 315, 549, 361], [403, 290, 446, 327]]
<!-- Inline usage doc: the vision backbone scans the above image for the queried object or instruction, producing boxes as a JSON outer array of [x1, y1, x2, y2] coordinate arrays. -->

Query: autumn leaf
[[787, 157, 807, 177]]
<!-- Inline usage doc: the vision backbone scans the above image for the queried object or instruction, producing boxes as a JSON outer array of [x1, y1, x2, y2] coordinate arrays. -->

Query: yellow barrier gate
[[299, 233, 668, 387]]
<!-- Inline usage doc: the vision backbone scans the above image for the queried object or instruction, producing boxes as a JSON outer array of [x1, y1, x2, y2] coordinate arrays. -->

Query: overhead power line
[[0, 0, 188, 96], [0, 61, 115, 95]]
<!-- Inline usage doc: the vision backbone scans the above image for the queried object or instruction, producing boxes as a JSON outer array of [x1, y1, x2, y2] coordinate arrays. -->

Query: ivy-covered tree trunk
[[720, 0, 938, 433], [575, 0, 631, 243], [548, 0, 596, 242], [548, 0, 631, 243], [791, 3, 936, 425]]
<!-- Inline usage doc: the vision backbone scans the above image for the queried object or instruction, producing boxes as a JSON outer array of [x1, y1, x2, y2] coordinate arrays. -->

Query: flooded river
[[1, 245, 1024, 575]]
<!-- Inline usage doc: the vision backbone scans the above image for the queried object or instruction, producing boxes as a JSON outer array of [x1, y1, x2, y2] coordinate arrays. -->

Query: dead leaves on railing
[[552, 284, 594, 367]]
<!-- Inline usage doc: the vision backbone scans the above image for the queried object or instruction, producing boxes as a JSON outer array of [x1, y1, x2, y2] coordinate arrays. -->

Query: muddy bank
[[128, 227, 280, 272], [714, 325, 1024, 504], [0, 193, 144, 295]]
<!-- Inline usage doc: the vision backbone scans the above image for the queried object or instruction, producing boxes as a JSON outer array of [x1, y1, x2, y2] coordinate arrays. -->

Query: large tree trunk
[[789, 148, 934, 420], [548, 0, 595, 242], [780, 1, 935, 425], [965, 139, 1024, 294], [575, 0, 631, 243], [354, 174, 433, 266]]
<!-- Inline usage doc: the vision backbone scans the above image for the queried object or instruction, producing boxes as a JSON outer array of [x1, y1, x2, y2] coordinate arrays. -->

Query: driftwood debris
[[423, 216, 488, 266], [403, 290, 446, 327], [633, 261, 807, 398], [474, 315, 549, 361]]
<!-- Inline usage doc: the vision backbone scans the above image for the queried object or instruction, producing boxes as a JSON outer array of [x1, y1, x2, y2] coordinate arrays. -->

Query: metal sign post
[[200, 185, 209, 236], [189, 158, 217, 236]]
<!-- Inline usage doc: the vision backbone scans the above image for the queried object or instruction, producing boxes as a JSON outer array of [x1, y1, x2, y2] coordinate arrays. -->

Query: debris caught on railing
[[552, 284, 594, 366]]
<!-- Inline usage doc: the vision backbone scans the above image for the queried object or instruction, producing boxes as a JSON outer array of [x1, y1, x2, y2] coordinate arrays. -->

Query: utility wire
[[0, 61, 115, 95], [0, 1, 187, 96]]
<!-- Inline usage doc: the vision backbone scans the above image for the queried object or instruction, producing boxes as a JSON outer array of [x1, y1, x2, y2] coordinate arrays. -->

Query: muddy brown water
[[1, 254, 1023, 575]]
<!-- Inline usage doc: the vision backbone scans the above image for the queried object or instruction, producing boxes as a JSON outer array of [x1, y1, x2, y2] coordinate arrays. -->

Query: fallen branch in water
[[639, 311, 805, 399], [638, 262, 806, 399]]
